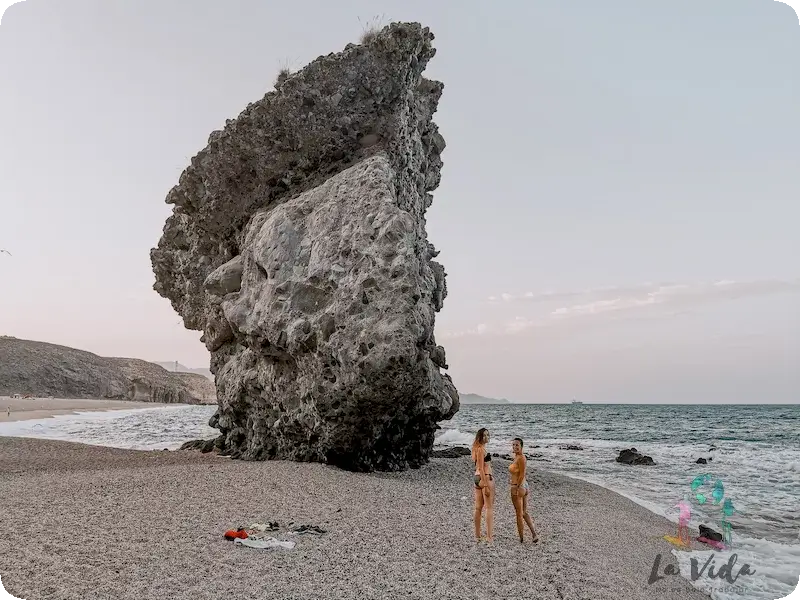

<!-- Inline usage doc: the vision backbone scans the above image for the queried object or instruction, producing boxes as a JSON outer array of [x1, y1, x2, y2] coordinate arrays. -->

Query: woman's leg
[[511, 488, 525, 542], [522, 491, 538, 541], [474, 484, 485, 541], [484, 479, 495, 542]]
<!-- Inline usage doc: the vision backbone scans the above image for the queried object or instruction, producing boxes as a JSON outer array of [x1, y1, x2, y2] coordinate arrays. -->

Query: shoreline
[[0, 436, 709, 600], [0, 396, 178, 423]]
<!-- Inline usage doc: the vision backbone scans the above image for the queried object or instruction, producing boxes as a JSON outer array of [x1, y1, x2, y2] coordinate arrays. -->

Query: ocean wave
[[434, 428, 474, 447], [672, 537, 800, 600]]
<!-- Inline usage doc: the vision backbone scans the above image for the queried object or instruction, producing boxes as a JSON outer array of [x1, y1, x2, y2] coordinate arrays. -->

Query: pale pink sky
[[1, 0, 798, 402]]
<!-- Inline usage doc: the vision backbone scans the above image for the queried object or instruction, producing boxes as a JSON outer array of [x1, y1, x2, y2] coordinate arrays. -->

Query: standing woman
[[472, 428, 494, 542], [509, 437, 539, 543]]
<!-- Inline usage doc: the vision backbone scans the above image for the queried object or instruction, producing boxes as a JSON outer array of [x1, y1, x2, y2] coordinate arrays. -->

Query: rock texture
[[151, 22, 458, 471], [431, 446, 472, 459], [0, 336, 215, 404], [616, 448, 656, 466]]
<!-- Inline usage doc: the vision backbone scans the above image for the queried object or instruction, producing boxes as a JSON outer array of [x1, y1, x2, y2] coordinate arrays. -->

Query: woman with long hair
[[509, 437, 538, 543], [471, 428, 494, 542]]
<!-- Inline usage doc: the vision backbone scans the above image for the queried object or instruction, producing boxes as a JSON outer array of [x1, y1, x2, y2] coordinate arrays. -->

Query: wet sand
[[0, 396, 170, 423], [0, 437, 709, 600]]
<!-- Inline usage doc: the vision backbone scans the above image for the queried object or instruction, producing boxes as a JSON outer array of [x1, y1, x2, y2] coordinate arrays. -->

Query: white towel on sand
[[234, 537, 295, 551]]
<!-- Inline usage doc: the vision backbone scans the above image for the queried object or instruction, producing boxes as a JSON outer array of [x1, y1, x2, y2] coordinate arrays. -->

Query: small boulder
[[696, 458, 708, 465], [699, 525, 723, 542], [180, 438, 218, 453], [560, 444, 584, 451], [431, 447, 471, 459], [203, 256, 244, 296], [616, 448, 655, 466]]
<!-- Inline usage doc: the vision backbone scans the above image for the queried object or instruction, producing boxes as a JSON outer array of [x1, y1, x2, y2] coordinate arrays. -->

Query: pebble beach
[[0, 436, 709, 600]]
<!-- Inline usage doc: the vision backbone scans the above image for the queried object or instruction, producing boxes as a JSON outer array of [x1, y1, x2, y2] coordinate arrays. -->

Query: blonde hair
[[471, 428, 488, 462]]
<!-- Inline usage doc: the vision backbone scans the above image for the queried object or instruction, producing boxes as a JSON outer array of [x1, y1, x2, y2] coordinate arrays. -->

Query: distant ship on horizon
[[571, 398, 584, 405]]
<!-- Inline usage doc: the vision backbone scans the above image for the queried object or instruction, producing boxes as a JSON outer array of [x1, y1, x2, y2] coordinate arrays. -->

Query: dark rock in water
[[150, 23, 457, 473], [709, 446, 717, 452], [560, 444, 584, 451], [616, 448, 655, 466], [488, 452, 512, 460], [533, 445, 541, 449], [431, 447, 471, 459], [708, 457, 713, 461], [180, 438, 218, 453], [696, 458, 708, 464], [699, 525, 723, 542]]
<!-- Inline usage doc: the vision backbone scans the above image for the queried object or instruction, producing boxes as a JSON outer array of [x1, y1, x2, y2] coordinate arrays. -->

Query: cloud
[[452, 278, 800, 338], [438, 323, 494, 339], [487, 284, 665, 304]]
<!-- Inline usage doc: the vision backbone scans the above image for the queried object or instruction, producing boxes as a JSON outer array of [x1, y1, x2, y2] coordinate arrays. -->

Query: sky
[[0, 0, 798, 403]]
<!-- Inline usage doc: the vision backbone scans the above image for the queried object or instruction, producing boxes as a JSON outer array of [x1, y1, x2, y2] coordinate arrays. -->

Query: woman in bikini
[[472, 428, 494, 543], [509, 437, 538, 543]]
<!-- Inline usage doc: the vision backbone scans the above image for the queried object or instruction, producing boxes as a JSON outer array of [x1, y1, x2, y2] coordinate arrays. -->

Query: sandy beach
[[0, 437, 709, 600], [0, 396, 171, 423]]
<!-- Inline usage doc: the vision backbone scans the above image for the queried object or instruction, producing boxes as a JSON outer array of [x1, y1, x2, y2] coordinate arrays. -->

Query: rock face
[[0, 336, 215, 404], [616, 448, 656, 466], [151, 23, 458, 472], [431, 446, 472, 459]]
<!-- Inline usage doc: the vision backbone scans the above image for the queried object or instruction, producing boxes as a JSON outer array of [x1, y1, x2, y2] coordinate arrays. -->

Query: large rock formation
[[0, 336, 215, 404], [151, 23, 458, 471]]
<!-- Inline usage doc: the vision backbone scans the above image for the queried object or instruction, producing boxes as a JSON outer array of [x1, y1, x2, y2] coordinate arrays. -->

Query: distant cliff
[[153, 362, 213, 381], [0, 336, 216, 404], [460, 393, 510, 405]]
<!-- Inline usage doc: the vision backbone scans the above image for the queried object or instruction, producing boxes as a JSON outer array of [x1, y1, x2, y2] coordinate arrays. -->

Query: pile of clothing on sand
[[223, 521, 327, 551]]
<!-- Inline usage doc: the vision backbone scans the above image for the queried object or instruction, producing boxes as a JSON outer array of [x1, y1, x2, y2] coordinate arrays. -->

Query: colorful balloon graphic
[[686, 473, 740, 548]]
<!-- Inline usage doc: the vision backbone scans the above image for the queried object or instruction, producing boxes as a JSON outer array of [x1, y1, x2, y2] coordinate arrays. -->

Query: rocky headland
[[0, 336, 215, 404]]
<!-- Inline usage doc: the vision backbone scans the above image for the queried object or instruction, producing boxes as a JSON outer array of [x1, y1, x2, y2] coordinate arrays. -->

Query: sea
[[1, 402, 798, 600]]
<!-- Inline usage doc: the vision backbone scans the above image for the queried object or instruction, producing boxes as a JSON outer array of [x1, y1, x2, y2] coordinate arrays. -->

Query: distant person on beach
[[471, 428, 494, 543], [509, 437, 538, 543]]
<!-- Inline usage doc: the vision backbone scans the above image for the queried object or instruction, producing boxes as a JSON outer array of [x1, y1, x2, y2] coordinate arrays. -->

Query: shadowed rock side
[[151, 23, 458, 471]]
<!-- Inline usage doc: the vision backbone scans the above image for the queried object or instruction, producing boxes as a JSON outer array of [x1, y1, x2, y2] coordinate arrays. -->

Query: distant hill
[[154, 361, 213, 381], [460, 393, 510, 405], [0, 336, 216, 404]]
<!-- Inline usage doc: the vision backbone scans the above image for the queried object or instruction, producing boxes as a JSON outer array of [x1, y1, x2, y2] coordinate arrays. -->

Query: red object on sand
[[224, 529, 248, 541]]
